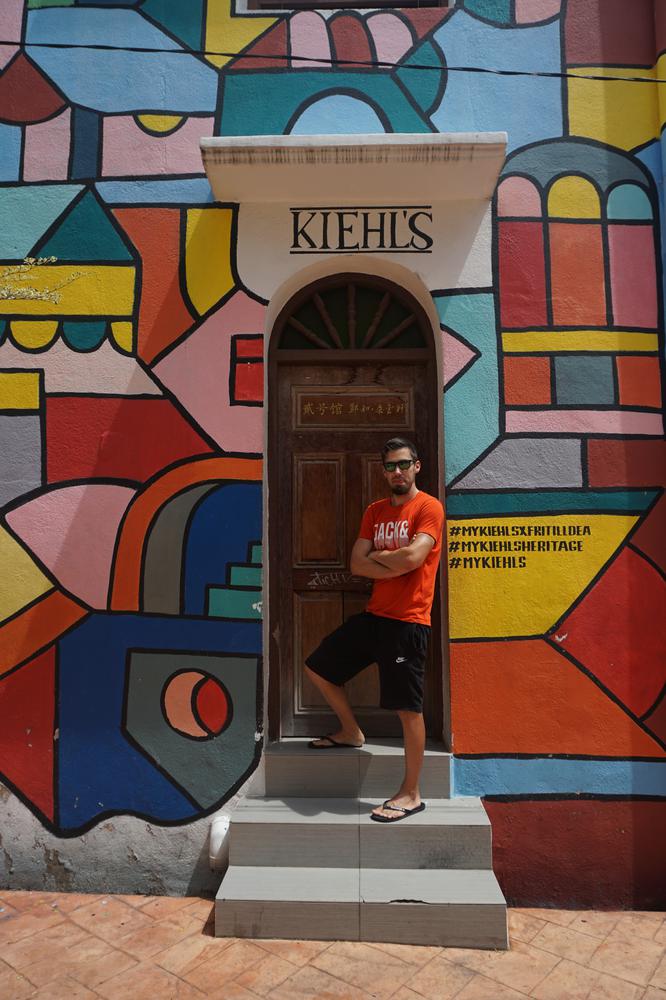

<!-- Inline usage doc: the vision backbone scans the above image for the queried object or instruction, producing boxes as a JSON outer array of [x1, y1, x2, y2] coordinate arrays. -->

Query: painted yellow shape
[[548, 176, 601, 219], [110, 321, 135, 354], [447, 514, 638, 640], [0, 528, 53, 623], [568, 65, 665, 151], [502, 330, 660, 353], [10, 321, 59, 350], [0, 266, 135, 317], [185, 208, 234, 316], [136, 114, 184, 134], [0, 371, 41, 410], [204, 0, 276, 68]]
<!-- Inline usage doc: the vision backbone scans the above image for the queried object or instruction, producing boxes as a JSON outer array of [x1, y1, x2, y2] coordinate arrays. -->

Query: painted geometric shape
[[564, 0, 655, 66], [110, 322, 134, 354], [607, 184, 653, 221], [554, 355, 615, 406], [184, 208, 235, 318], [461, 0, 511, 24], [208, 587, 262, 621], [631, 494, 666, 576], [70, 107, 101, 181], [204, 0, 276, 69], [504, 409, 663, 436], [61, 321, 107, 352], [9, 322, 59, 351], [162, 670, 230, 739], [26, 8, 218, 112], [549, 222, 607, 327], [0, 339, 160, 396], [0, 646, 56, 821], [644, 692, 666, 745], [586, 439, 666, 489], [503, 356, 551, 406], [548, 176, 601, 219], [0, 413, 42, 507], [498, 221, 548, 328], [289, 94, 387, 136], [502, 330, 659, 354], [0, 184, 82, 260], [497, 176, 542, 218], [6, 483, 136, 609], [450, 638, 664, 756], [0, 589, 86, 680], [112, 207, 195, 365], [567, 67, 664, 152], [0, 52, 66, 124], [230, 18, 289, 70], [23, 107, 71, 183], [0, 371, 41, 410], [552, 546, 666, 718], [515, 0, 561, 23], [447, 513, 639, 639], [608, 224, 658, 329], [0, 525, 52, 622], [616, 356, 662, 409], [0, 265, 135, 319], [454, 438, 582, 491], [442, 326, 479, 391], [36, 189, 134, 263], [102, 114, 214, 178], [0, 122, 20, 181], [231, 335, 263, 405], [395, 38, 447, 118], [125, 649, 259, 809], [45, 396, 213, 485], [139, 0, 206, 51], [154, 291, 266, 453]]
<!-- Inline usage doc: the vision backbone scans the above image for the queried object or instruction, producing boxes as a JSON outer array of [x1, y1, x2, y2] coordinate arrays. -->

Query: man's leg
[[371, 709, 424, 817], [304, 665, 365, 746]]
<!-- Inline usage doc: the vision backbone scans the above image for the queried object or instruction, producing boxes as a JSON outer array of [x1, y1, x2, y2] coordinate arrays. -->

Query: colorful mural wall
[[0, 0, 664, 904]]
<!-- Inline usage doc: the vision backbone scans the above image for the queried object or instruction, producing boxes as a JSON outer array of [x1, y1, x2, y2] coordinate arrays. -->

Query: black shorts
[[305, 612, 430, 713]]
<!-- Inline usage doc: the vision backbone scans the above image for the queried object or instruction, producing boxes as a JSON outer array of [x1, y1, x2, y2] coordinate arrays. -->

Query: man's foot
[[371, 792, 421, 820], [309, 729, 365, 750]]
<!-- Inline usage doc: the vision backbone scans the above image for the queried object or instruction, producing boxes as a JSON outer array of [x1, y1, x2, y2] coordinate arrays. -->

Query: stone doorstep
[[228, 797, 492, 870], [215, 866, 508, 948]]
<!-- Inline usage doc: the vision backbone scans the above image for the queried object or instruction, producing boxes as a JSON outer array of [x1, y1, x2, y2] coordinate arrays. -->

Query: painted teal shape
[[453, 757, 666, 797], [208, 587, 262, 620], [436, 292, 499, 485], [230, 566, 262, 588], [0, 185, 83, 259], [62, 321, 108, 351], [446, 490, 659, 517], [0, 125, 21, 183], [461, 0, 511, 24], [219, 72, 431, 136], [395, 39, 446, 117], [95, 179, 213, 204], [37, 191, 134, 263], [607, 184, 653, 221], [27, 0, 75, 6], [554, 356, 615, 406], [140, 0, 206, 52], [430, 11, 562, 151], [250, 544, 262, 564], [0, 321, 7, 345], [637, 142, 666, 343], [290, 95, 387, 135]]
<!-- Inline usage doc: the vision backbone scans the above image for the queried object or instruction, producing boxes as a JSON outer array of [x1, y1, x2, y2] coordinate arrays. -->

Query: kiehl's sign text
[[290, 205, 433, 254]]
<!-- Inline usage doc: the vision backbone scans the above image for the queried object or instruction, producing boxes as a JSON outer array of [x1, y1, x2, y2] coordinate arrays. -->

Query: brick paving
[[0, 891, 664, 999]]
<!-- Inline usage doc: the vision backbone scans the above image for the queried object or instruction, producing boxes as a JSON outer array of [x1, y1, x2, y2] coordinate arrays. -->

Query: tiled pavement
[[0, 891, 664, 1000]]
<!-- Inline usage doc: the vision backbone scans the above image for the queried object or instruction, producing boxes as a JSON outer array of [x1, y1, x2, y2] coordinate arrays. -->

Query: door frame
[[265, 272, 450, 745]]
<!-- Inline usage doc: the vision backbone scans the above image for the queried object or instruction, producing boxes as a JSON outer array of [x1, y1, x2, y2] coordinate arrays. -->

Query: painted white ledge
[[201, 133, 508, 204]]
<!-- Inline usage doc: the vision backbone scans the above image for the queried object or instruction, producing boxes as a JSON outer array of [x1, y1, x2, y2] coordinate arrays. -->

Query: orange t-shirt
[[358, 491, 444, 625]]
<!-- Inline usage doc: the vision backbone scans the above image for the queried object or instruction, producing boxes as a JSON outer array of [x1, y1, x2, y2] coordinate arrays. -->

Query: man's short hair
[[381, 437, 418, 461]]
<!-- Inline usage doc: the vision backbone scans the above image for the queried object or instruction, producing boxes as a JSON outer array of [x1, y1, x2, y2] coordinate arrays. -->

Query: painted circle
[[162, 671, 231, 740]]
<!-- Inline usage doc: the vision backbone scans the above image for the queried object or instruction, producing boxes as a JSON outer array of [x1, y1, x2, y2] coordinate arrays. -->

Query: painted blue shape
[[462, 0, 511, 24], [38, 190, 135, 262], [435, 292, 499, 484], [396, 39, 446, 117], [62, 321, 108, 350], [26, 9, 218, 113], [184, 483, 262, 616], [0, 185, 83, 259], [57, 612, 262, 830], [289, 95, 387, 136], [607, 183, 653, 221], [70, 107, 101, 180], [95, 178, 213, 204], [430, 9, 563, 151], [453, 757, 666, 798], [0, 125, 21, 183]]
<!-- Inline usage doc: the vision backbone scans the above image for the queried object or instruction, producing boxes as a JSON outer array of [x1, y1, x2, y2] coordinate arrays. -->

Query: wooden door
[[272, 360, 440, 737]]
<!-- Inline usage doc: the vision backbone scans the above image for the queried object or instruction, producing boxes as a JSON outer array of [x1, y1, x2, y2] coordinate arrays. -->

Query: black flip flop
[[308, 735, 364, 749], [370, 801, 426, 823]]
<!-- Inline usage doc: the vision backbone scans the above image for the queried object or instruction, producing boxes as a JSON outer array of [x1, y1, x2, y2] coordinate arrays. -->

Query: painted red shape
[[644, 691, 666, 744], [0, 52, 66, 124], [231, 20, 288, 70], [0, 648, 55, 820], [235, 336, 263, 359], [608, 225, 658, 329], [112, 208, 195, 365], [485, 799, 666, 909], [196, 678, 229, 735], [234, 360, 263, 403], [658, 3, 666, 53], [549, 222, 606, 327], [46, 397, 213, 484], [632, 494, 666, 576], [329, 15, 373, 70], [555, 547, 666, 718], [498, 221, 548, 329], [586, 439, 666, 488], [502, 356, 551, 406], [400, 8, 452, 38], [564, 0, 655, 67]]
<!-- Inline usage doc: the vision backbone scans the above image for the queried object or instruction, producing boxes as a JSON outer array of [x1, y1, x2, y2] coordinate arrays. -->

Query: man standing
[[304, 437, 444, 823]]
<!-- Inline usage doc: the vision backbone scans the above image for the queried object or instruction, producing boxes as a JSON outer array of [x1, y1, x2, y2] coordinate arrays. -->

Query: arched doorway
[[267, 273, 446, 740]]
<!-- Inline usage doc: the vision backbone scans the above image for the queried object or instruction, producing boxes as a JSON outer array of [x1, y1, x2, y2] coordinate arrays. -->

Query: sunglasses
[[383, 459, 416, 472]]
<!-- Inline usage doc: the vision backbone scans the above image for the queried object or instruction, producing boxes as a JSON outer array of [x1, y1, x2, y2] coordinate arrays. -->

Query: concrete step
[[215, 865, 508, 948], [261, 738, 451, 798], [229, 797, 491, 870]]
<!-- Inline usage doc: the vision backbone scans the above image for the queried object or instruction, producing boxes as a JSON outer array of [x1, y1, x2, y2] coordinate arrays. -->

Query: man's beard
[[390, 482, 411, 495]]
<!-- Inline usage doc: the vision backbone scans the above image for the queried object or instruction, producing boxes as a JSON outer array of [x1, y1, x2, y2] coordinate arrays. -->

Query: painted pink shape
[[515, 0, 561, 24], [497, 176, 542, 217], [6, 484, 137, 609], [608, 224, 658, 329], [505, 410, 664, 435], [0, 45, 19, 70], [289, 12, 331, 68], [102, 115, 215, 177], [442, 326, 477, 387], [366, 13, 415, 67], [154, 290, 265, 454], [0, 0, 24, 42], [23, 108, 71, 182], [163, 671, 208, 738]]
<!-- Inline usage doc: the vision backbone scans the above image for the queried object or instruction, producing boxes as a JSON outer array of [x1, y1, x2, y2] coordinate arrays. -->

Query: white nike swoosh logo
[[396, 657, 407, 663]]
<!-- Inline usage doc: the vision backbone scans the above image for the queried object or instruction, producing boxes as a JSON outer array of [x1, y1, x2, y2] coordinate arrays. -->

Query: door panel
[[294, 456, 345, 566]]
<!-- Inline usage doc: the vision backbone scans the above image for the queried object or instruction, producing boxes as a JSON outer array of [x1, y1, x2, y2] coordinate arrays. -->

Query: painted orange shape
[[503, 356, 552, 406]]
